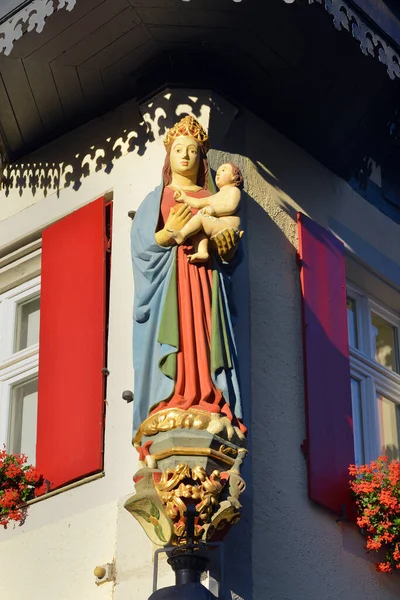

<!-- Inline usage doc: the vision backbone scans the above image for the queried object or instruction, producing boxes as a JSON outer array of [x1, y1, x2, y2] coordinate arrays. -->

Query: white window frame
[[347, 281, 400, 464], [0, 276, 40, 362], [0, 275, 40, 457]]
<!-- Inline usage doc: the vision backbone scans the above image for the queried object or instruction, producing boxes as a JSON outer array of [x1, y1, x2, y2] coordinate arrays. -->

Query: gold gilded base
[[125, 447, 247, 546], [133, 407, 246, 446], [155, 464, 224, 541], [127, 408, 247, 546]]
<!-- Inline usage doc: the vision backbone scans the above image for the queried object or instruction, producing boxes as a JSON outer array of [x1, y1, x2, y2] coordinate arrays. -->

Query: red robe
[[152, 187, 237, 421]]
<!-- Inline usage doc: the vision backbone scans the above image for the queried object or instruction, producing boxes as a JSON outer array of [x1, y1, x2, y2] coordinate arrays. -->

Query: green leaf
[[133, 509, 151, 523], [150, 502, 160, 520], [154, 524, 167, 543]]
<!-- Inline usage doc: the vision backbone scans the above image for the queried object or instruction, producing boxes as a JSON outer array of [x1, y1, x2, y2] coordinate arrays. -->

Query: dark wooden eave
[[0, 0, 399, 193], [351, 0, 400, 47]]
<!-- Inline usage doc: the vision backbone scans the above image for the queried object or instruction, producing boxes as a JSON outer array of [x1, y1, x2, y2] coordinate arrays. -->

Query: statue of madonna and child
[[125, 116, 248, 546]]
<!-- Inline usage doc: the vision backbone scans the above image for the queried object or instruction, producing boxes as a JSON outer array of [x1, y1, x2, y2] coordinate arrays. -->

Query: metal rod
[[185, 505, 197, 546]]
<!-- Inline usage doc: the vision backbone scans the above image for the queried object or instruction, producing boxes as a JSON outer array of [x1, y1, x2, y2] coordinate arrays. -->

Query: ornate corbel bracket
[[125, 410, 248, 547]]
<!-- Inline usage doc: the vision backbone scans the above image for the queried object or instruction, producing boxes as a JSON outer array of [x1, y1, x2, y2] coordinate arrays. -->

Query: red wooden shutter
[[297, 212, 354, 516], [36, 198, 108, 490]]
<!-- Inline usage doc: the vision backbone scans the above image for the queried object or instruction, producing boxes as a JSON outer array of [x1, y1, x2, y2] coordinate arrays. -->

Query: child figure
[[169, 163, 243, 263]]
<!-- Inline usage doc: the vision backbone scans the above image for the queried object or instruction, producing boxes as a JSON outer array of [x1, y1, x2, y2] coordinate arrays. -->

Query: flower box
[[0, 448, 46, 528], [350, 456, 400, 573]]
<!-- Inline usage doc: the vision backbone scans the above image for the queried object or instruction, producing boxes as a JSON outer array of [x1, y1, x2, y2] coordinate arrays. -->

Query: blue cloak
[[131, 184, 242, 438]]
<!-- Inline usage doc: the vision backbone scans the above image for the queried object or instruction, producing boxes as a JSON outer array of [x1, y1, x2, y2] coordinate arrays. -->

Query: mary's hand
[[211, 228, 244, 262], [155, 204, 192, 247], [166, 203, 192, 231]]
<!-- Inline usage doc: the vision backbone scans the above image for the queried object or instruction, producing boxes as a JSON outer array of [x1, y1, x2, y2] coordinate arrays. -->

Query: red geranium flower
[[0, 447, 45, 528], [349, 456, 400, 574]]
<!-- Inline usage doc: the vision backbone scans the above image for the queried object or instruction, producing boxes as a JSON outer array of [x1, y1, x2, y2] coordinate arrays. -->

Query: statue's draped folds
[[131, 184, 243, 437], [126, 115, 247, 546]]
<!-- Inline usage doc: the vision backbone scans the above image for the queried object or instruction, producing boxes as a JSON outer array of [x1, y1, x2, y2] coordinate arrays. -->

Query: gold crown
[[163, 116, 209, 151]]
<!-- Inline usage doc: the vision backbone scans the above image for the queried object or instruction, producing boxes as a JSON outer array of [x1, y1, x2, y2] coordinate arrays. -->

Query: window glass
[[8, 378, 38, 464], [377, 392, 400, 461], [347, 297, 358, 349], [371, 312, 398, 372], [14, 295, 40, 352], [351, 378, 364, 464]]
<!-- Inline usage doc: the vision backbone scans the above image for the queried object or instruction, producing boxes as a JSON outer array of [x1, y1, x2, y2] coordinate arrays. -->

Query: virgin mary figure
[[131, 116, 245, 442]]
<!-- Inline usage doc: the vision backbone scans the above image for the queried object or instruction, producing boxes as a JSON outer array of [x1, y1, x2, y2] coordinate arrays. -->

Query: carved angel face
[[170, 137, 201, 179]]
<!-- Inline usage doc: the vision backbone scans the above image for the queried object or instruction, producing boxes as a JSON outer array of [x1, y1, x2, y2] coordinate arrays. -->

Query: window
[[0, 197, 111, 493], [0, 276, 40, 465], [347, 284, 400, 464]]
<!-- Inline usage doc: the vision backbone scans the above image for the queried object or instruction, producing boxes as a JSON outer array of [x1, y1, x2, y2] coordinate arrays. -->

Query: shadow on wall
[[0, 90, 218, 197], [1, 115, 149, 197], [217, 115, 400, 600], [219, 188, 252, 600], [384, 443, 399, 462]]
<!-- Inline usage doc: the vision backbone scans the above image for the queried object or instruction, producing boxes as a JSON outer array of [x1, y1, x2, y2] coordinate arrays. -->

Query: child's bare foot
[[187, 251, 209, 263], [166, 228, 184, 245]]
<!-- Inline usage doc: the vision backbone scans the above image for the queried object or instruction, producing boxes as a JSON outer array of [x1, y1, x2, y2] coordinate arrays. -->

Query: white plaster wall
[[0, 89, 399, 600], [0, 99, 169, 600], [0, 500, 117, 600]]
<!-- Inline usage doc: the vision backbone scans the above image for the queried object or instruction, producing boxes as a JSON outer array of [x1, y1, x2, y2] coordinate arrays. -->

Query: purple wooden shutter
[[297, 212, 354, 516]]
